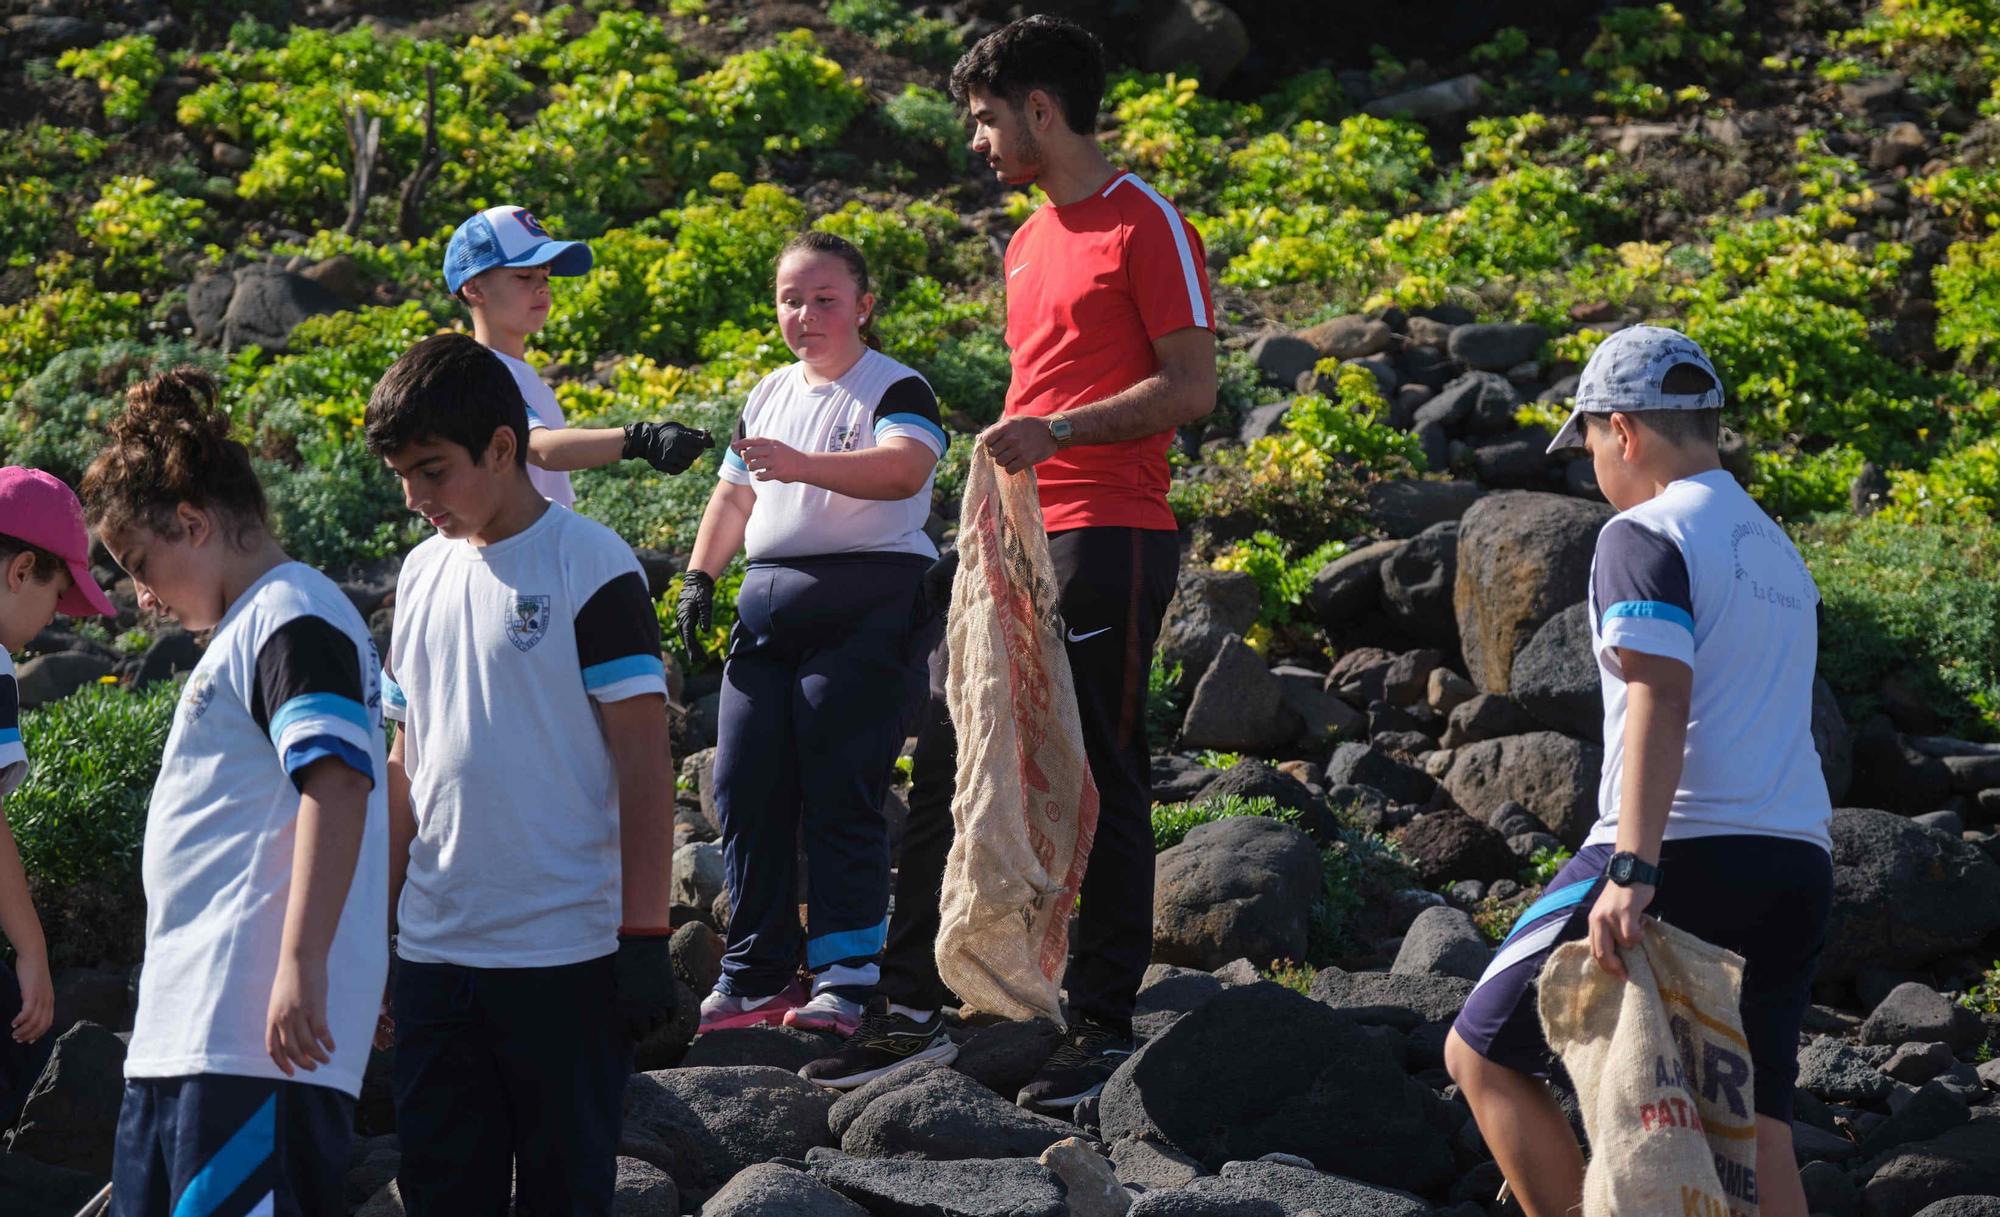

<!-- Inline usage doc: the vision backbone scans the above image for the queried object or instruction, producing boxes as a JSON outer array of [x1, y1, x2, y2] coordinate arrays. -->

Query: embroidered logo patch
[[509, 208, 550, 240], [828, 423, 860, 453], [506, 594, 552, 652], [181, 672, 216, 725]]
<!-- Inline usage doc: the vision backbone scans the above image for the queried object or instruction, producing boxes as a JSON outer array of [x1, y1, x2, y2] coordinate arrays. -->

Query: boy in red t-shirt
[[804, 15, 1216, 1111]]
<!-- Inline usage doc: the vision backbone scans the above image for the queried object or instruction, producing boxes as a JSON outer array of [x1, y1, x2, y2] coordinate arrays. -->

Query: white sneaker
[[783, 990, 864, 1037]]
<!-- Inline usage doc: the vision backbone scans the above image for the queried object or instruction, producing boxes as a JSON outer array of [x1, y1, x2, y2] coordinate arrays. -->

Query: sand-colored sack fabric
[[1539, 917, 1761, 1217], [934, 448, 1100, 1024]]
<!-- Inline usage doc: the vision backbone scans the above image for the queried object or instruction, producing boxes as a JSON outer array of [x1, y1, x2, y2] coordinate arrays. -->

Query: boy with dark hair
[[1444, 326, 1833, 1217], [0, 469, 116, 1119], [443, 204, 713, 506], [366, 333, 679, 1216], [805, 14, 1216, 1109]]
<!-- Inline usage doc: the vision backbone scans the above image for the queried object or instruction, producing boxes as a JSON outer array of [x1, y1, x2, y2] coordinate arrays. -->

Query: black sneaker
[[1016, 1018, 1133, 1113], [798, 997, 959, 1090]]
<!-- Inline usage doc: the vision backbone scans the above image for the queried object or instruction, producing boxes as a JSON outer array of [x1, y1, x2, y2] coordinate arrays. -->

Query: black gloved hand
[[623, 422, 715, 474], [613, 932, 676, 1045], [677, 569, 715, 658], [921, 546, 959, 621]]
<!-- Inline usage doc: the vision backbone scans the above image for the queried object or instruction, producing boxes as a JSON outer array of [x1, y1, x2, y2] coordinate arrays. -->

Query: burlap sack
[[1539, 917, 1761, 1217], [933, 448, 1100, 1025]]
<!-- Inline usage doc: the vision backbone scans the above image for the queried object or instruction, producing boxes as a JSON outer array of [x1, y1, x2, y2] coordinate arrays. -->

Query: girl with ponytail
[[84, 369, 388, 1217]]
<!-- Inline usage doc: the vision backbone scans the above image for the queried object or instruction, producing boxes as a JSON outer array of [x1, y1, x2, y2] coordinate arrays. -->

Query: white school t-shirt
[[124, 563, 389, 1097], [383, 504, 667, 968], [1584, 469, 1833, 851], [721, 348, 948, 561], [0, 648, 25, 796], [492, 348, 576, 508]]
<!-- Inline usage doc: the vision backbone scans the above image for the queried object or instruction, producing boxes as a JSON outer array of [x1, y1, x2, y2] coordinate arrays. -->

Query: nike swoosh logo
[[1009, 262, 1030, 278], [1066, 627, 1112, 642]]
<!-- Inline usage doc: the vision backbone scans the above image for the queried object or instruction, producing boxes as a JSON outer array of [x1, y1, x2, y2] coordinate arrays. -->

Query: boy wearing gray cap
[[1444, 326, 1832, 1217]]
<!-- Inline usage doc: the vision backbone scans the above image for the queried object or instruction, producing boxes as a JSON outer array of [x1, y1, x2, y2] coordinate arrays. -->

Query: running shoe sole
[[802, 1038, 960, 1090], [783, 1008, 861, 1036], [698, 1004, 797, 1035], [1016, 1079, 1106, 1112]]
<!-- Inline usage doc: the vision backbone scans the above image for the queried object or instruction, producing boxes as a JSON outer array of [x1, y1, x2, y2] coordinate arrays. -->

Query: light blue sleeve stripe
[[1497, 878, 1594, 949], [582, 653, 666, 691], [1601, 600, 1694, 634], [874, 412, 950, 451], [723, 447, 748, 470], [382, 676, 407, 710], [806, 917, 889, 969], [267, 692, 372, 747], [171, 1094, 274, 1217], [281, 736, 377, 789], [0, 728, 18, 746], [524, 402, 545, 428]]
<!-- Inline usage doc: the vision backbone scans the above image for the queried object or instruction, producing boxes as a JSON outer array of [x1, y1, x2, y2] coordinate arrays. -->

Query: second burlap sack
[[933, 448, 1100, 1025], [1539, 917, 1761, 1217]]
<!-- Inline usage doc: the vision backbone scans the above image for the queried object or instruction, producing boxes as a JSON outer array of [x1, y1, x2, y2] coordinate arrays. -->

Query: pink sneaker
[[784, 990, 864, 1037], [698, 981, 805, 1035]]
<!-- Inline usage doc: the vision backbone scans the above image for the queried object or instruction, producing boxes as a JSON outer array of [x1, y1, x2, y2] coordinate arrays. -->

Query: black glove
[[921, 546, 959, 621], [614, 932, 677, 1044], [623, 422, 714, 474], [677, 569, 715, 658]]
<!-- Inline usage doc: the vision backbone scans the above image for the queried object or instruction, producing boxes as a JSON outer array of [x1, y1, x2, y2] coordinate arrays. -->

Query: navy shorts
[[112, 1072, 354, 1217], [1451, 834, 1833, 1121]]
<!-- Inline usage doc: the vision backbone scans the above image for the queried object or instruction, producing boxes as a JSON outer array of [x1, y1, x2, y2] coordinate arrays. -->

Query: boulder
[[1098, 983, 1454, 1190], [1856, 1081, 1970, 1161], [1140, 0, 1249, 83], [1152, 754, 1215, 804], [1379, 523, 1460, 652], [671, 842, 726, 918], [1307, 540, 1405, 632], [1135, 965, 1226, 1042], [950, 1017, 1061, 1096], [1439, 692, 1541, 749], [1158, 568, 1262, 683], [1882, 1042, 1958, 1086], [1038, 1137, 1128, 1217], [1128, 1191, 1283, 1216], [7, 16, 104, 54], [681, 1026, 842, 1071], [1326, 742, 1437, 807], [1363, 73, 1488, 121], [613, 1157, 678, 1216], [1474, 432, 1555, 487], [809, 1156, 1069, 1217], [1249, 333, 1318, 388], [1909, 1199, 2000, 1217], [1239, 402, 1291, 442], [1822, 808, 2000, 981], [1270, 668, 1366, 748], [827, 1060, 957, 1141], [1301, 315, 1393, 361], [135, 629, 203, 687], [1414, 372, 1519, 437], [1814, 678, 1854, 804], [1152, 817, 1323, 970], [1861, 984, 1976, 1051], [1381, 649, 1444, 707], [1110, 1135, 1207, 1191], [1859, 1120, 2000, 1217], [633, 977, 700, 1072], [6, 1020, 125, 1175], [1448, 323, 1548, 374], [1395, 809, 1519, 890], [1453, 492, 1610, 694], [671, 921, 723, 996], [1172, 1160, 1432, 1217], [220, 263, 352, 352], [700, 1162, 868, 1216], [1391, 905, 1493, 981], [1179, 636, 1300, 752], [620, 1066, 835, 1198], [1441, 732, 1602, 846], [1365, 480, 1485, 540], [1508, 603, 1599, 738], [841, 1066, 1074, 1160], [0, 1151, 104, 1217], [1797, 1037, 1897, 1104], [1309, 967, 1474, 1030], [1330, 647, 1400, 705], [1801, 1160, 1862, 1217], [14, 650, 117, 709], [1427, 667, 1475, 715]]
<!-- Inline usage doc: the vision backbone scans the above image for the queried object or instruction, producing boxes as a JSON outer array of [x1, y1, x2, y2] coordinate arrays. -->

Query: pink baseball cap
[[0, 467, 116, 618]]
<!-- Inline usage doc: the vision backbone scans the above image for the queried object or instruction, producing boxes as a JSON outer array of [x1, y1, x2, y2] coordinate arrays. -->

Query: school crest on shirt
[[827, 423, 861, 453], [506, 594, 552, 652], [181, 672, 216, 725]]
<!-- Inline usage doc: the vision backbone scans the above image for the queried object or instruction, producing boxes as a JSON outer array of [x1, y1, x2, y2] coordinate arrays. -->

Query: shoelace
[[850, 1009, 906, 1045], [1043, 1025, 1120, 1069]]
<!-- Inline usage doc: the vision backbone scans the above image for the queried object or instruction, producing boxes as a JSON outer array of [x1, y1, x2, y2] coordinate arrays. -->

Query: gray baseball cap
[[1546, 324, 1725, 453]]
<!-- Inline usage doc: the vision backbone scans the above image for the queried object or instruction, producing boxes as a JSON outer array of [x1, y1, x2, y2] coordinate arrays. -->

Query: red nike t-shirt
[[1002, 171, 1215, 533]]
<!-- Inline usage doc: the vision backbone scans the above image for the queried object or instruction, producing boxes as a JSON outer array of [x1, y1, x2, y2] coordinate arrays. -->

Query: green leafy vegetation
[[1150, 794, 1297, 852]]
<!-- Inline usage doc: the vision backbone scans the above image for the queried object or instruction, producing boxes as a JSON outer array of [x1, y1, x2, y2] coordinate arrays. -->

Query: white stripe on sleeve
[[1104, 172, 1208, 329]]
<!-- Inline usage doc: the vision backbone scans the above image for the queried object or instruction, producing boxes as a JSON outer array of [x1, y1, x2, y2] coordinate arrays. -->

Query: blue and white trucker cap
[[443, 205, 592, 295], [1546, 324, 1725, 453]]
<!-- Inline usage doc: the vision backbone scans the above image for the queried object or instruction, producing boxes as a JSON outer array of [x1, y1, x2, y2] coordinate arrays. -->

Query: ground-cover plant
[[59, 34, 164, 123], [1936, 231, 2000, 367], [0, 340, 224, 486], [1150, 794, 1297, 852], [1800, 512, 2000, 739], [1211, 531, 1347, 632]]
